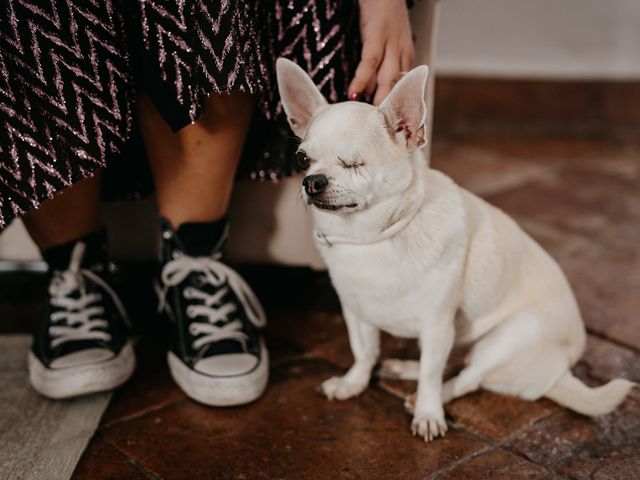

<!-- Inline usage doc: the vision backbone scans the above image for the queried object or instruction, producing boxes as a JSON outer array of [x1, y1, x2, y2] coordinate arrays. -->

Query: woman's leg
[[139, 92, 268, 407], [137, 91, 254, 227], [22, 171, 103, 251]]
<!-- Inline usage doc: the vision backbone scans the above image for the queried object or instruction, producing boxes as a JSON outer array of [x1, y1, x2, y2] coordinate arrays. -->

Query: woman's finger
[[348, 40, 384, 99], [365, 73, 377, 97], [401, 48, 414, 72], [373, 47, 401, 105]]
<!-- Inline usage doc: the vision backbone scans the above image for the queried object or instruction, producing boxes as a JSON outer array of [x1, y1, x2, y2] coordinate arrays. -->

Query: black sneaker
[[29, 234, 135, 399], [156, 218, 268, 406]]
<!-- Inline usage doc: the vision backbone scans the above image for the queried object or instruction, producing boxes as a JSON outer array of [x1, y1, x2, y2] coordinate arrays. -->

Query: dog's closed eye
[[338, 156, 365, 170]]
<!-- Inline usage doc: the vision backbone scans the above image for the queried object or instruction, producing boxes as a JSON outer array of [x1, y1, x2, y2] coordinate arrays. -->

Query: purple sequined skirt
[[0, 0, 360, 228]]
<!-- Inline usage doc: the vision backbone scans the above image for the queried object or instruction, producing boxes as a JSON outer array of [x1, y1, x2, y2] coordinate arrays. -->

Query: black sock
[[175, 217, 229, 256], [41, 231, 106, 271]]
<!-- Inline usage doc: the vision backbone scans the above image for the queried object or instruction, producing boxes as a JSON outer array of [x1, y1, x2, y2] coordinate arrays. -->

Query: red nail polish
[[350, 92, 360, 101]]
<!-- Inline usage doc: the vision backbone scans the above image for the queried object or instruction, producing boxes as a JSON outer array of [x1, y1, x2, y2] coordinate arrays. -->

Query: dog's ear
[[379, 65, 429, 151], [276, 58, 328, 138]]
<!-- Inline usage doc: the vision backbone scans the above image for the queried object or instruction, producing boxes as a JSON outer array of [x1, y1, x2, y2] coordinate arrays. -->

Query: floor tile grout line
[[102, 437, 165, 480], [428, 442, 566, 480], [491, 410, 571, 479], [425, 414, 568, 480], [427, 444, 498, 480], [100, 397, 188, 431], [586, 328, 640, 356], [497, 443, 569, 480], [494, 409, 564, 448]]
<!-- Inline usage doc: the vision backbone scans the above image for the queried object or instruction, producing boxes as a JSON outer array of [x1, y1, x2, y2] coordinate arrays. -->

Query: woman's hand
[[349, 0, 414, 105]]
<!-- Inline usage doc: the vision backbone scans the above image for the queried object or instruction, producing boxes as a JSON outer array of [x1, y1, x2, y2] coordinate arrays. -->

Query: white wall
[[435, 0, 640, 79], [0, 220, 39, 263]]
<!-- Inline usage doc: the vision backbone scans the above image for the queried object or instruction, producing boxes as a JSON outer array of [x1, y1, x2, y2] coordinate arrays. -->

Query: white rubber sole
[[168, 341, 269, 407], [28, 341, 136, 400]]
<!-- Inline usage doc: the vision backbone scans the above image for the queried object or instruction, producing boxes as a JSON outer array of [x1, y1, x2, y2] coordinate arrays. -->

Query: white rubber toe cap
[[194, 353, 258, 376], [168, 340, 269, 406], [29, 341, 136, 400], [49, 348, 114, 368]]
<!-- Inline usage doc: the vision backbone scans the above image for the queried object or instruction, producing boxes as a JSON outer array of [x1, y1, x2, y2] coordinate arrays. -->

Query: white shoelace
[[48, 242, 127, 349], [158, 253, 266, 351]]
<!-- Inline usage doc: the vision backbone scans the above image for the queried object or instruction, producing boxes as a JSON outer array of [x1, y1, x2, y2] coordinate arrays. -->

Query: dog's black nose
[[303, 174, 328, 196]]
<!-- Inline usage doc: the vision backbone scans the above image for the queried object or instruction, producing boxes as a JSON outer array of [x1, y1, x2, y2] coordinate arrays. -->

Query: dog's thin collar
[[313, 195, 423, 247]]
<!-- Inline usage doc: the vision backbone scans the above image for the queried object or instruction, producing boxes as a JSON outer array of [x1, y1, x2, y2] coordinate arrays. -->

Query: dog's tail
[[544, 372, 636, 416]]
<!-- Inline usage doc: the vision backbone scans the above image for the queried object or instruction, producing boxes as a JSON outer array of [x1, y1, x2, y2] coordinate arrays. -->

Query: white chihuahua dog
[[276, 58, 635, 441]]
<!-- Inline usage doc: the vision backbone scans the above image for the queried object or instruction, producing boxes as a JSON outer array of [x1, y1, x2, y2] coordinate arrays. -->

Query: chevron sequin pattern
[[0, 0, 359, 229], [134, 0, 359, 130]]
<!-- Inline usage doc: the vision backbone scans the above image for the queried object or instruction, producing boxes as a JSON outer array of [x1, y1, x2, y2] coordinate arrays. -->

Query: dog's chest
[[320, 242, 431, 337]]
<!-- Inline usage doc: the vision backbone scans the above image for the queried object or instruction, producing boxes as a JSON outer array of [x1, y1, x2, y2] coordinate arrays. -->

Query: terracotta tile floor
[[3, 137, 640, 479]]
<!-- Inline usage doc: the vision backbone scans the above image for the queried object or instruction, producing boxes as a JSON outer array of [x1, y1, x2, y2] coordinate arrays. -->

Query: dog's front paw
[[411, 410, 448, 442], [320, 376, 367, 400]]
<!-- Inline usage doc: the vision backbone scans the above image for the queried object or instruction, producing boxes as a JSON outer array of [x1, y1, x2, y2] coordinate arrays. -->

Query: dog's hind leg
[[442, 312, 540, 403], [397, 312, 539, 412], [395, 312, 542, 413]]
